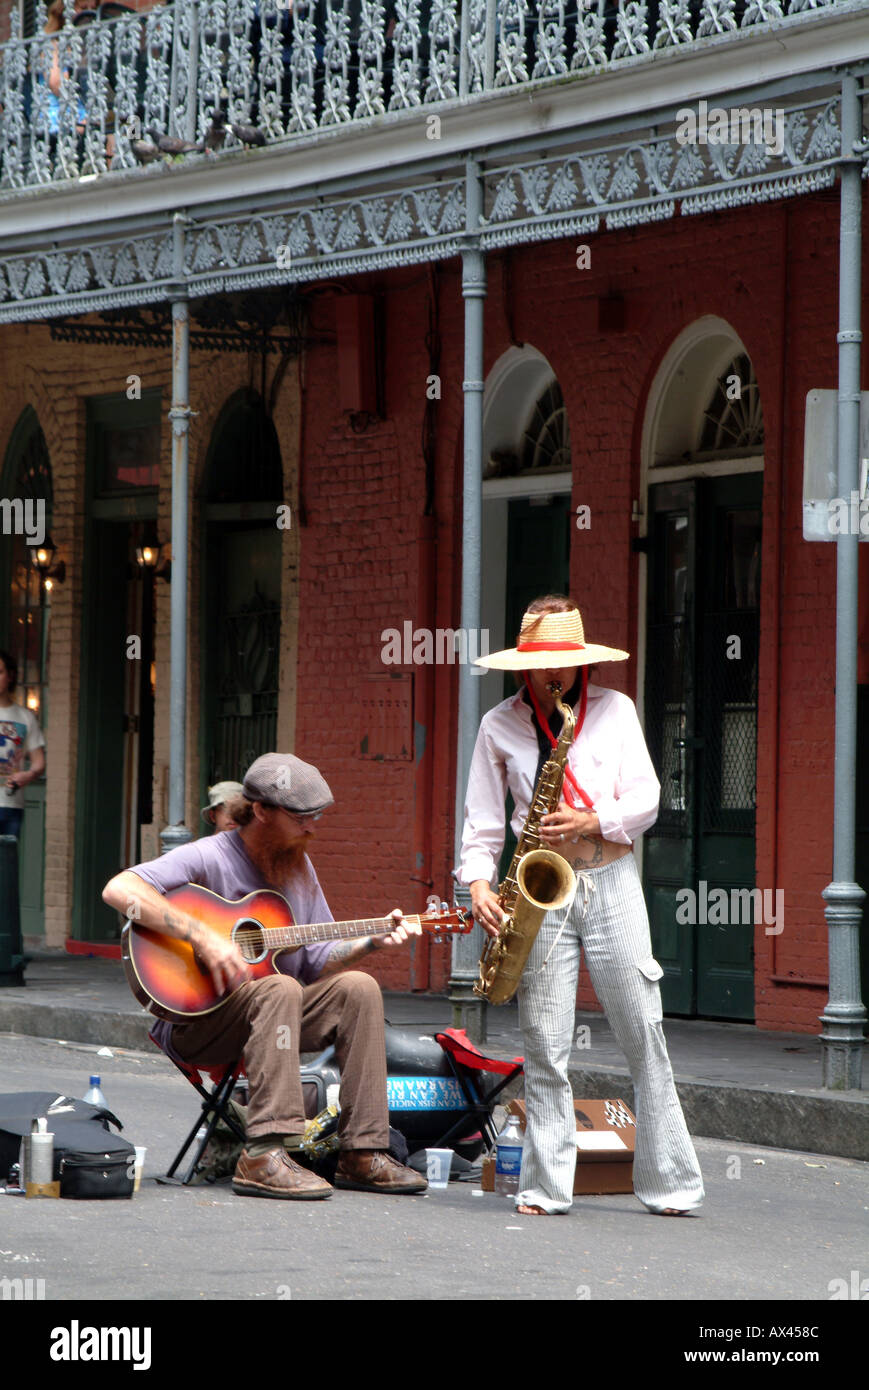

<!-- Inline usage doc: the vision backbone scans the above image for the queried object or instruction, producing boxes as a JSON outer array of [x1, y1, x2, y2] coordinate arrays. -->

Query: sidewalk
[[0, 952, 866, 1161]]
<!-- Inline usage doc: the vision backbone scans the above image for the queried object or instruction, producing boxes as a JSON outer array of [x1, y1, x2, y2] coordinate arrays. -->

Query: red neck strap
[[523, 671, 594, 810]]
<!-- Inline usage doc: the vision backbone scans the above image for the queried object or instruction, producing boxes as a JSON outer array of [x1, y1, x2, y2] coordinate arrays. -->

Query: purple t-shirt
[[129, 830, 337, 1056]]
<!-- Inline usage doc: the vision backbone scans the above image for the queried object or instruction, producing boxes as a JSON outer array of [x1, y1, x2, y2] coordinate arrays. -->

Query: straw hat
[[475, 605, 629, 671]]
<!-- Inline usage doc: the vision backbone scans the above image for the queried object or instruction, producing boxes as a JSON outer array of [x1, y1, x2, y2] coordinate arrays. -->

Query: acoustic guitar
[[122, 883, 473, 1024]]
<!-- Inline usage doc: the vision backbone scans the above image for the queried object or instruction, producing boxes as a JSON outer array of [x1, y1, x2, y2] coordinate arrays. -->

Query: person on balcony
[[40, 0, 90, 136]]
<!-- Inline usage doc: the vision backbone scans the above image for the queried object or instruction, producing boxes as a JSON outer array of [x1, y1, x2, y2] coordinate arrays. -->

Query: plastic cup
[[133, 1146, 146, 1192], [425, 1148, 452, 1188]]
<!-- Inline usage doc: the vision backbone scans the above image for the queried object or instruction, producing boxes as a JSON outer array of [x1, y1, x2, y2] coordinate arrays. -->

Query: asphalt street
[[1, 1033, 867, 1312]]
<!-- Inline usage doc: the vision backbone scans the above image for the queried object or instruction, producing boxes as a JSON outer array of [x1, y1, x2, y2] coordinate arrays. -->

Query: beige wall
[[0, 321, 299, 946]]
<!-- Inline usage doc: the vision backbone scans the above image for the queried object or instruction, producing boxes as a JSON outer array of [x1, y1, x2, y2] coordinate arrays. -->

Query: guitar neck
[[261, 915, 416, 950]]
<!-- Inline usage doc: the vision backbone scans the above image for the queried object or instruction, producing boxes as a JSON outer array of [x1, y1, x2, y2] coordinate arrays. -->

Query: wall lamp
[[30, 536, 66, 586], [135, 539, 172, 583]]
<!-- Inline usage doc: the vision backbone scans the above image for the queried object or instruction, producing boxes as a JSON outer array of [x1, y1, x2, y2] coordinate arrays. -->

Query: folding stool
[[430, 1027, 524, 1152]]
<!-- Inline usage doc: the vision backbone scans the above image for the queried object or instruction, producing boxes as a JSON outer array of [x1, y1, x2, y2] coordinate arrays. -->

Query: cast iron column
[[160, 212, 194, 854], [449, 156, 487, 1042], [819, 73, 867, 1087]]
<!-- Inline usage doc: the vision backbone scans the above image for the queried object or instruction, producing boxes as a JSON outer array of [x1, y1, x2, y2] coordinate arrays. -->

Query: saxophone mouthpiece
[[546, 681, 563, 696]]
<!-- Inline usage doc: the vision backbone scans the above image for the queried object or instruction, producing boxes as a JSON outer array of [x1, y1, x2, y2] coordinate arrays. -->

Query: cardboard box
[[481, 1098, 636, 1196]]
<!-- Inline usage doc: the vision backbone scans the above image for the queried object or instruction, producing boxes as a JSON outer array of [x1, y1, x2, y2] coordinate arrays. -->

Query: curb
[[0, 1001, 153, 1052], [2, 1000, 867, 1162], [568, 1064, 869, 1163]]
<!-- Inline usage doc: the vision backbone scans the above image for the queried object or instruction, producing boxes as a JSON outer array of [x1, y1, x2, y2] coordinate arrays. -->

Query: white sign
[[574, 1131, 628, 1151], [803, 389, 869, 541]]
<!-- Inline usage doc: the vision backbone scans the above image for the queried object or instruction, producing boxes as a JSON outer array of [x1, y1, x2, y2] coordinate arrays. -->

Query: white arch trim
[[635, 315, 765, 738]]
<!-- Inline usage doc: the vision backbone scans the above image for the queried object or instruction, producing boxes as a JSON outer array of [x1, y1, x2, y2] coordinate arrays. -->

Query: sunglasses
[[269, 805, 324, 824]]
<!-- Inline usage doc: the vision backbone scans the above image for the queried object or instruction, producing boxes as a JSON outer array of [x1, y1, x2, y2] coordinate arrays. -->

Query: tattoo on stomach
[[569, 835, 604, 868]]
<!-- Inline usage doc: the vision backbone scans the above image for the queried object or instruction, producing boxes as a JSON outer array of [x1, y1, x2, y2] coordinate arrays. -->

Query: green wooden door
[[503, 496, 572, 691], [498, 495, 571, 877], [72, 522, 132, 942], [201, 522, 281, 800], [18, 783, 45, 937], [643, 473, 761, 1019], [855, 687, 869, 1017]]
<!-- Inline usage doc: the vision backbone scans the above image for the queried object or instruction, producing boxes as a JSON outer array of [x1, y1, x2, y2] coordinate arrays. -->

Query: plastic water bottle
[[82, 1075, 108, 1109], [494, 1114, 524, 1196]]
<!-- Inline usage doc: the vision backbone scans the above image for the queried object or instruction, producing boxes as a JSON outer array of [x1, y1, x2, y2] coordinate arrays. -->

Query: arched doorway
[[480, 346, 573, 874], [199, 389, 284, 802], [639, 318, 764, 1020], [480, 346, 572, 710], [1, 408, 52, 937], [73, 389, 161, 942]]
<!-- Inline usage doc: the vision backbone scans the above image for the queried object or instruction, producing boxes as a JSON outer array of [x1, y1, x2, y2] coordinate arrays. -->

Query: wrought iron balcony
[[0, 0, 865, 192]]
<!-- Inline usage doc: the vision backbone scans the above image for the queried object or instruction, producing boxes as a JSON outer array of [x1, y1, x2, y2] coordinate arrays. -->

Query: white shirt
[[0, 702, 46, 810], [459, 683, 660, 886]]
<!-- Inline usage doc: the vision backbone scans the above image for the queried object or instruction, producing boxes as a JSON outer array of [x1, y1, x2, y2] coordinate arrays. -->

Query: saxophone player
[[459, 596, 704, 1217]]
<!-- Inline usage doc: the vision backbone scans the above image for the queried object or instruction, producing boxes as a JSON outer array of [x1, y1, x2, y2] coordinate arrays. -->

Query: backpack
[[0, 1091, 135, 1199]]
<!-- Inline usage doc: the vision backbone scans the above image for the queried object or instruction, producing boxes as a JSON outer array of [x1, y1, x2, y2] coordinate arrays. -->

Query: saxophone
[[474, 683, 577, 1005]]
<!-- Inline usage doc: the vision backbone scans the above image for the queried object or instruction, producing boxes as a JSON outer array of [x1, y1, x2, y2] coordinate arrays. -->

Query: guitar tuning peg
[[425, 893, 439, 915], [440, 900, 449, 913]]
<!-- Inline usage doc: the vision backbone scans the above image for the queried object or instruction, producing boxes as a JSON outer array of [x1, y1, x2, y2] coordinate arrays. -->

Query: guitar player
[[102, 752, 428, 1200]]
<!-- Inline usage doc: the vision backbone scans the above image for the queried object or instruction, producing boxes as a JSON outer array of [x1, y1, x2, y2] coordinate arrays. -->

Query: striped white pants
[[515, 853, 705, 1214]]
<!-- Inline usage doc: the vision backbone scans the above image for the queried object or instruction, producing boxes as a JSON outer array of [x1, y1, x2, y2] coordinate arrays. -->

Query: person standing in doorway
[[200, 781, 245, 834], [0, 649, 46, 839]]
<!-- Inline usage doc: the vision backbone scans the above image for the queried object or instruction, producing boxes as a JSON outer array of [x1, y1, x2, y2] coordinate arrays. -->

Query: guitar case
[[0, 1091, 135, 1198], [383, 1024, 484, 1158]]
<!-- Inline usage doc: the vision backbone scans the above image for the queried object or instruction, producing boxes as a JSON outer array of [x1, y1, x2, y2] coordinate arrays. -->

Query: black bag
[[0, 1091, 136, 1199]]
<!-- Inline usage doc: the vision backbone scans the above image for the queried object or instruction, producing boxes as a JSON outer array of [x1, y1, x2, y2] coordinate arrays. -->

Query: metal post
[[819, 73, 867, 1088], [160, 212, 194, 855], [458, 0, 470, 99], [484, 0, 497, 90], [449, 157, 487, 1042]]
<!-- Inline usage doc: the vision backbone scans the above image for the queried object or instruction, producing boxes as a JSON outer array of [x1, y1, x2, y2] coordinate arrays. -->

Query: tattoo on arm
[[330, 939, 364, 962], [162, 906, 193, 942], [327, 938, 378, 967]]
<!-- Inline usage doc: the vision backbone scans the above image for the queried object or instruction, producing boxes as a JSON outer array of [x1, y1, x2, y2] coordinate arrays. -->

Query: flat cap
[[242, 753, 334, 815]]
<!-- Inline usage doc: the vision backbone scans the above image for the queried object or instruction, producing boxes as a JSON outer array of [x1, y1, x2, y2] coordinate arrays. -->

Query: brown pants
[[170, 971, 390, 1150]]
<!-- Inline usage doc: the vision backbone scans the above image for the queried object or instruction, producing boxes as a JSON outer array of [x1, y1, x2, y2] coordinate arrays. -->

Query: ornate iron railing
[[0, 0, 864, 190]]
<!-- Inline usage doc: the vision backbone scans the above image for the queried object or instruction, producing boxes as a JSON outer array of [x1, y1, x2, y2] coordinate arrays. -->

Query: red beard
[[258, 835, 311, 887]]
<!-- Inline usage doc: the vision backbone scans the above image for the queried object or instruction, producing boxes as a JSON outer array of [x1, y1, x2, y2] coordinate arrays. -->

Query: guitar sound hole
[[232, 919, 267, 964]]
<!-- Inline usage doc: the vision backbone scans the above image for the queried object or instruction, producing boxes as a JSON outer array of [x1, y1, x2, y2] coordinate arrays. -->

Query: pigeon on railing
[[131, 138, 161, 166], [203, 109, 227, 153], [148, 126, 203, 158], [228, 120, 267, 148]]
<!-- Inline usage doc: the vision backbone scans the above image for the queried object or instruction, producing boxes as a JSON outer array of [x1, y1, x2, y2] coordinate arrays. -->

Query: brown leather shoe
[[232, 1147, 332, 1200], [333, 1149, 428, 1194]]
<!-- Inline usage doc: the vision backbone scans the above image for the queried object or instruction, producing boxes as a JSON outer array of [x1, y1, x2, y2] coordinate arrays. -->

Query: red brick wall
[[291, 271, 463, 992], [295, 186, 866, 1029], [0, 181, 863, 1026]]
